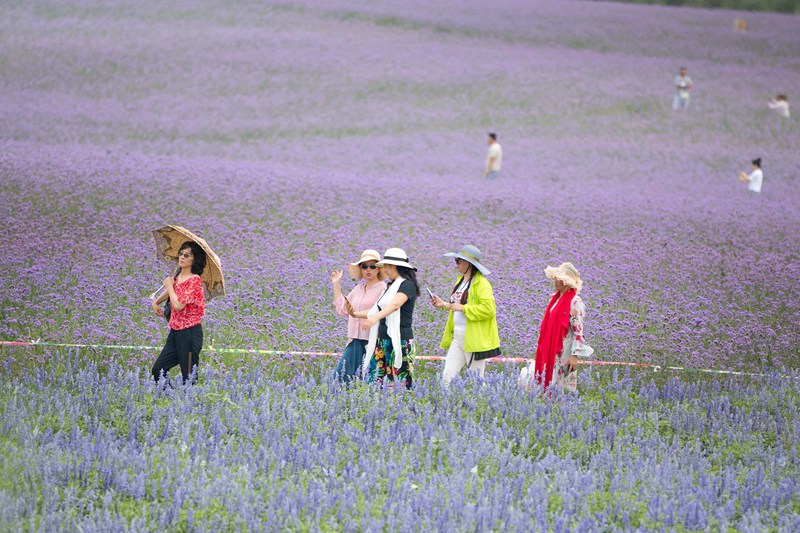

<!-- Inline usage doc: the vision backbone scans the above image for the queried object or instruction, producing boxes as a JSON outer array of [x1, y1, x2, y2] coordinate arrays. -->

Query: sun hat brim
[[347, 264, 363, 280], [348, 263, 384, 280], [444, 251, 491, 276], [347, 250, 381, 280], [376, 248, 417, 270], [375, 258, 417, 270]]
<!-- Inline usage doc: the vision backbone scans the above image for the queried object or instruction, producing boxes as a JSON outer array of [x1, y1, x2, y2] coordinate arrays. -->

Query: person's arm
[[363, 293, 409, 330], [349, 309, 368, 319], [564, 297, 588, 372], [431, 294, 449, 309], [161, 276, 184, 311], [166, 287, 185, 311], [151, 289, 168, 316], [570, 298, 587, 353], [165, 276, 200, 312], [485, 145, 496, 176], [153, 290, 169, 305], [485, 155, 495, 176], [331, 270, 349, 317], [345, 296, 369, 319]]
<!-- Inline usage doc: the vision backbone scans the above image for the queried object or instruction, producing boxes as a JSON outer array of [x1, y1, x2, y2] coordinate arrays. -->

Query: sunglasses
[[454, 258, 464, 264], [361, 264, 379, 270], [178, 251, 193, 259]]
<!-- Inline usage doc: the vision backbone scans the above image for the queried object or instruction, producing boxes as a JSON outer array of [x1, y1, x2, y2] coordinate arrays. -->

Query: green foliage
[[1, 350, 799, 530], [611, 0, 800, 14]]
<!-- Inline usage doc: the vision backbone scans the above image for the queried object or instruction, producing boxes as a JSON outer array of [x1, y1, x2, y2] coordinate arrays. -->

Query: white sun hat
[[376, 248, 417, 270]]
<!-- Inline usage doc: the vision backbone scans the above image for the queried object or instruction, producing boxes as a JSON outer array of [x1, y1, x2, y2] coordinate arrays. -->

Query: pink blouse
[[334, 281, 385, 341]]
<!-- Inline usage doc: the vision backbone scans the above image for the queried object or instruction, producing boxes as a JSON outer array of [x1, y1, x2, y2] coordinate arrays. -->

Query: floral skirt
[[366, 338, 415, 390]]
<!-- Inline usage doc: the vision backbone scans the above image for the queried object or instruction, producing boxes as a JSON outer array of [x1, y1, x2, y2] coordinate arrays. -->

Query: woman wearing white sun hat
[[520, 262, 593, 392], [330, 249, 385, 383], [430, 245, 501, 386], [347, 247, 419, 389]]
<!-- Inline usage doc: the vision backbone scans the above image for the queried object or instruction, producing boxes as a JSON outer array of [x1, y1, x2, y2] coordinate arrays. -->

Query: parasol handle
[[149, 267, 181, 300], [149, 285, 166, 300]]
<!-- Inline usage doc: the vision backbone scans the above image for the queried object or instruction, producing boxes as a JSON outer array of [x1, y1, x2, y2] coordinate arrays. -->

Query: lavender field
[[1, 0, 800, 530]]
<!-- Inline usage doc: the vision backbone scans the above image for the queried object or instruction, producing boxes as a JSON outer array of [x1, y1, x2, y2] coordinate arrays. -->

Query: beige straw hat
[[347, 249, 383, 280], [544, 262, 582, 293]]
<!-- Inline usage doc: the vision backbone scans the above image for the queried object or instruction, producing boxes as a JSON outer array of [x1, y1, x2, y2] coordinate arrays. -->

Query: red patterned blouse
[[168, 275, 206, 330]]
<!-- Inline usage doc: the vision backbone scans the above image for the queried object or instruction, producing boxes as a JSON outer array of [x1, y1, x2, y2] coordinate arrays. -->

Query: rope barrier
[[0, 340, 776, 378]]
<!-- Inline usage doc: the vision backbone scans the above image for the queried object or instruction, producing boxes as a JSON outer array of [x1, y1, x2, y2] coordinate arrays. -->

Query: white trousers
[[441, 328, 486, 386]]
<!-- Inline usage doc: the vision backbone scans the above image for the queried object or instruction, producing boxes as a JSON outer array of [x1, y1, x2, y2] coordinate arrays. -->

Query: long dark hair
[[451, 264, 475, 304], [180, 241, 207, 276], [396, 266, 420, 296]]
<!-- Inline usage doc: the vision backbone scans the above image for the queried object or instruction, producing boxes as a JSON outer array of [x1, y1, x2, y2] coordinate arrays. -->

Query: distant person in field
[[429, 245, 501, 386], [519, 262, 593, 393], [151, 241, 206, 385], [739, 158, 763, 195], [484, 132, 503, 179], [672, 67, 693, 111], [330, 249, 385, 384], [768, 95, 790, 118], [347, 248, 419, 389]]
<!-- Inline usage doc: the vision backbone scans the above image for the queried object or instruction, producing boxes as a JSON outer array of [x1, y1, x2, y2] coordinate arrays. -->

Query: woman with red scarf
[[521, 262, 593, 392]]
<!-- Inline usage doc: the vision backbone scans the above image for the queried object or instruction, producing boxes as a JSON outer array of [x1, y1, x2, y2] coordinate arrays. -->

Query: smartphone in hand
[[425, 287, 434, 299]]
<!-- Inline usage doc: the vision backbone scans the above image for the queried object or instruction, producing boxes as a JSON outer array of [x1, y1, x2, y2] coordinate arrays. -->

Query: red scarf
[[534, 289, 576, 389]]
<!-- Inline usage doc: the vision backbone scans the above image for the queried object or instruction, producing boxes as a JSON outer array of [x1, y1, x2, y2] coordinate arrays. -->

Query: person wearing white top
[[739, 158, 763, 194], [768, 95, 790, 118], [672, 67, 693, 110], [347, 248, 419, 389], [484, 132, 502, 179], [430, 245, 500, 387]]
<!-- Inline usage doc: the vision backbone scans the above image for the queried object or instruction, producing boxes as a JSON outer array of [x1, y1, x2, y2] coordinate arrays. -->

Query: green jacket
[[439, 272, 501, 353]]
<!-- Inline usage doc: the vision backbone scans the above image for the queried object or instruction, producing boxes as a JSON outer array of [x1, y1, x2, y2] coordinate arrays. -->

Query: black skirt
[[472, 346, 502, 361]]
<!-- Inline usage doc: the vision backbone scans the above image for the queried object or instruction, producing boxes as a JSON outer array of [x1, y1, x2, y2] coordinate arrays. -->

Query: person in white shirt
[[672, 67, 693, 110], [739, 158, 763, 195], [768, 95, 790, 118], [484, 132, 502, 179]]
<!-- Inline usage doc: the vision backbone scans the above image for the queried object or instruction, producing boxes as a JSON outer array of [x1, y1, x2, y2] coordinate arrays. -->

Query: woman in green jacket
[[430, 245, 501, 386]]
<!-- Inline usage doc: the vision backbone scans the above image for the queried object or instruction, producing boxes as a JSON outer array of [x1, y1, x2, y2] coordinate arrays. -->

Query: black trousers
[[152, 324, 203, 383]]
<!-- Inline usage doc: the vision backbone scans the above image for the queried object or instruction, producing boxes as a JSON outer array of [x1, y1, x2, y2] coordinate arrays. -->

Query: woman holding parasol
[[150, 225, 225, 385]]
